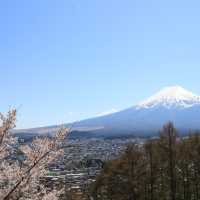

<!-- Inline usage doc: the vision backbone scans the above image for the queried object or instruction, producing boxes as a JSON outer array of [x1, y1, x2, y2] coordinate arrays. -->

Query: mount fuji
[[16, 86, 200, 138], [67, 86, 200, 137]]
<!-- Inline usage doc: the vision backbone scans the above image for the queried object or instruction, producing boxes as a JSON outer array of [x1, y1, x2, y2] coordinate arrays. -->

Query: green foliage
[[47, 171, 59, 176], [91, 122, 200, 200]]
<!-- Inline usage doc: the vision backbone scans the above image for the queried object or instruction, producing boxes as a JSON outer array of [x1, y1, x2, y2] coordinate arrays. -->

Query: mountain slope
[[15, 86, 200, 138], [71, 86, 200, 135]]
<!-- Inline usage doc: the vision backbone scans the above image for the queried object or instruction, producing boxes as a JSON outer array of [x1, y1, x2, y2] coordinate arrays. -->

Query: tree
[[0, 110, 69, 200], [144, 140, 159, 200], [91, 144, 147, 200], [159, 122, 177, 200], [91, 122, 200, 200]]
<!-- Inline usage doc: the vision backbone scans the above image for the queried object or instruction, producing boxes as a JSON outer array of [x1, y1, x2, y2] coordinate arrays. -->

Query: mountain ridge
[[15, 86, 200, 138]]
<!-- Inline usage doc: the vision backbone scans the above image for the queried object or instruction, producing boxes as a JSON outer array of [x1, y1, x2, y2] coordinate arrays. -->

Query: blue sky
[[1, 0, 200, 128]]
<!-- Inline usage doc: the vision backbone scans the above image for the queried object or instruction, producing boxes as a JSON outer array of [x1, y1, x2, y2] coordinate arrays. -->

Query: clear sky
[[1, 0, 200, 128]]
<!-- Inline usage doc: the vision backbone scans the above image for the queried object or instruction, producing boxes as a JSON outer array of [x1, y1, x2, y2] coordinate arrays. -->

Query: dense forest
[[91, 122, 200, 200]]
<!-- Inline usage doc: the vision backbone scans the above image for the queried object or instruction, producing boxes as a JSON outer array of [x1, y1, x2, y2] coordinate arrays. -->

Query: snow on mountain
[[137, 86, 200, 109], [96, 108, 118, 117]]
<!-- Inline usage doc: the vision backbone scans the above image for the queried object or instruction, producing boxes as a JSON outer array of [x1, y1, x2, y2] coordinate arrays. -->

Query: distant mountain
[[15, 86, 200, 138]]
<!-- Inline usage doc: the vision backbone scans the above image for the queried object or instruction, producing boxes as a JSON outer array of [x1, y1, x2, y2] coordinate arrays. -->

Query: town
[[44, 138, 144, 199]]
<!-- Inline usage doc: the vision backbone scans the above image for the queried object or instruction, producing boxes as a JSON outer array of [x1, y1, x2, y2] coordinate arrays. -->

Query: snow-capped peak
[[137, 86, 200, 109]]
